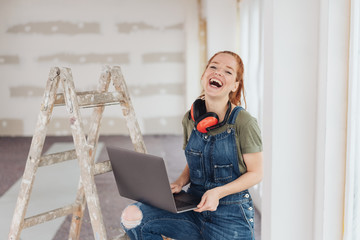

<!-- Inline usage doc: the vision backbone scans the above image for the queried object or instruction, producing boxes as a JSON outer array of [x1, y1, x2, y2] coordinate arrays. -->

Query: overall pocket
[[214, 163, 233, 183], [185, 149, 205, 185]]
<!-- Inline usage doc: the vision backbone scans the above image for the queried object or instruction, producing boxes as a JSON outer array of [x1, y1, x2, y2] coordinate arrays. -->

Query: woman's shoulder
[[234, 107, 263, 153], [234, 108, 260, 129], [182, 110, 195, 149], [235, 107, 255, 122], [182, 110, 195, 128]]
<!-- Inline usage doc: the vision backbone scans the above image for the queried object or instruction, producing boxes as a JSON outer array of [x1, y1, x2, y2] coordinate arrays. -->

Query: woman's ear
[[232, 81, 240, 92]]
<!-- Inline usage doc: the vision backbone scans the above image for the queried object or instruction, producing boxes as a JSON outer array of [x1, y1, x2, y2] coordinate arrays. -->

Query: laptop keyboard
[[174, 199, 194, 209]]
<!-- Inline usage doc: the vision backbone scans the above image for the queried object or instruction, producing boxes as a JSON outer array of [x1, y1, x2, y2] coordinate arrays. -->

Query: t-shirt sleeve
[[239, 118, 263, 154]]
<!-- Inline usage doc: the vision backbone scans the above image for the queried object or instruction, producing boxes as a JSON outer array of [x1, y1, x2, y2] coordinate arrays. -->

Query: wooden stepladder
[[8, 66, 145, 240]]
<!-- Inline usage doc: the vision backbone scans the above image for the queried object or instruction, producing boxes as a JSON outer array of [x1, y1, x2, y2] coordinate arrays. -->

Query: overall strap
[[228, 106, 244, 125]]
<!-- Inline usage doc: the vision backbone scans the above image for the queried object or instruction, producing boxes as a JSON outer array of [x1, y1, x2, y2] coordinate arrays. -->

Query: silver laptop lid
[[107, 146, 177, 213]]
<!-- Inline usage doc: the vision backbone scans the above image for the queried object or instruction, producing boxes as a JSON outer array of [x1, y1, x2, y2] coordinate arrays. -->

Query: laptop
[[107, 146, 201, 213]]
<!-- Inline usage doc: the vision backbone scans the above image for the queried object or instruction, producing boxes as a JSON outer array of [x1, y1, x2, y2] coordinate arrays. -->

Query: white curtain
[[237, 0, 264, 212], [237, 0, 263, 125]]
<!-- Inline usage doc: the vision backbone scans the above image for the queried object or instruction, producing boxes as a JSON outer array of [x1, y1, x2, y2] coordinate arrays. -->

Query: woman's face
[[201, 53, 239, 101]]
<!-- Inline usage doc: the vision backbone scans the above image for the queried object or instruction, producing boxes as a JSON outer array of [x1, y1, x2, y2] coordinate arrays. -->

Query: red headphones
[[189, 99, 231, 133]]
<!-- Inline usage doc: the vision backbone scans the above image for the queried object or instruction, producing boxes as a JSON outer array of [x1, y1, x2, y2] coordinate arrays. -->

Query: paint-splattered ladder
[[8, 66, 145, 240]]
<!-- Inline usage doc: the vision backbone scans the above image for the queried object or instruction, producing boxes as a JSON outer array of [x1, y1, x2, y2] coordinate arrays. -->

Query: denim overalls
[[123, 107, 255, 240]]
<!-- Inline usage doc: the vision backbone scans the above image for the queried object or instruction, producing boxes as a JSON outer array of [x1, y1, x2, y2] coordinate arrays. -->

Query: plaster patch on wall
[[117, 22, 184, 33], [143, 116, 182, 134], [6, 21, 100, 35], [46, 117, 129, 136], [38, 53, 129, 64], [166, 23, 184, 30], [142, 52, 184, 63], [130, 83, 184, 97], [0, 55, 20, 64], [0, 119, 23, 136], [117, 22, 155, 33], [10, 86, 44, 97]]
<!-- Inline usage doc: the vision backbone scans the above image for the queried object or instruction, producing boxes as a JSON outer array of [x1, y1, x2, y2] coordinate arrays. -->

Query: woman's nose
[[214, 70, 223, 76]]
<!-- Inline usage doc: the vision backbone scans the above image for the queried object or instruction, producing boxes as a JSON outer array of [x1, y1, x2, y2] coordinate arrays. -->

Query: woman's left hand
[[194, 188, 221, 212]]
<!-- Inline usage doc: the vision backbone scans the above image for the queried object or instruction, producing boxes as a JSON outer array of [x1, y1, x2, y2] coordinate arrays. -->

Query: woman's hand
[[170, 182, 183, 194], [171, 164, 190, 194], [194, 188, 221, 212]]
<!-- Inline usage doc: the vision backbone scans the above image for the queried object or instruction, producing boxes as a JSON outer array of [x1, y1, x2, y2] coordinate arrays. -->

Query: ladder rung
[[39, 149, 77, 167], [39, 151, 112, 174], [55, 91, 124, 108], [94, 160, 112, 175], [23, 203, 78, 229]]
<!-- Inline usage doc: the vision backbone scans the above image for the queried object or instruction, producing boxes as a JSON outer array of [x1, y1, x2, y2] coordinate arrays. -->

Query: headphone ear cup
[[196, 112, 219, 133], [191, 98, 221, 133], [190, 104, 195, 121], [191, 99, 207, 121]]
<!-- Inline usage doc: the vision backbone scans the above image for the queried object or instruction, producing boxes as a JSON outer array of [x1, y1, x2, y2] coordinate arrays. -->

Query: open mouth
[[209, 78, 223, 88]]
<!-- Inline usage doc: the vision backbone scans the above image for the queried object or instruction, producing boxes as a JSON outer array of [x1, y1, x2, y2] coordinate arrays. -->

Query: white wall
[[343, 1, 360, 239], [205, 0, 238, 56], [0, 0, 187, 136], [262, 0, 350, 240], [314, 0, 350, 239], [262, 0, 319, 238]]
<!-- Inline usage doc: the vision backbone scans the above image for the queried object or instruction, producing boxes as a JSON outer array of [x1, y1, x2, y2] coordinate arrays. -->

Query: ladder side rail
[[111, 66, 147, 153], [60, 68, 108, 240], [8, 67, 61, 240], [68, 180, 86, 240], [87, 65, 112, 153], [68, 66, 111, 239]]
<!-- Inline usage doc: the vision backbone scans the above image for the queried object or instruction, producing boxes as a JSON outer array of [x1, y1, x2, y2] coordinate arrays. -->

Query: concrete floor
[[0, 135, 261, 239]]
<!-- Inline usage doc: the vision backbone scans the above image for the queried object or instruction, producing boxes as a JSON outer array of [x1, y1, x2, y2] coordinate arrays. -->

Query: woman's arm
[[170, 164, 190, 193], [195, 152, 263, 212]]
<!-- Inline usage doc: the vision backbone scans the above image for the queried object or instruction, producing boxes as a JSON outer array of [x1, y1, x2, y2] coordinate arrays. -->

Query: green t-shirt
[[182, 108, 263, 174]]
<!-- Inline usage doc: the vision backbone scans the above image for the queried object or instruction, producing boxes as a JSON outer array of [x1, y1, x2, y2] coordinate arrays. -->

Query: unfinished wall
[[0, 0, 186, 136]]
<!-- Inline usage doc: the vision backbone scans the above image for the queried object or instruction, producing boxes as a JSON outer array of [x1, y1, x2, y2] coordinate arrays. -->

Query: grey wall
[[0, 0, 187, 136]]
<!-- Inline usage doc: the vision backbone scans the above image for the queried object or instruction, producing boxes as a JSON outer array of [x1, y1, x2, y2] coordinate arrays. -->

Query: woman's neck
[[204, 97, 231, 122]]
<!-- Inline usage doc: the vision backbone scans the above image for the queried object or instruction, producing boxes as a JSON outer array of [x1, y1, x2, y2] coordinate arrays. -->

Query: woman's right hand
[[170, 182, 183, 194], [171, 164, 190, 193]]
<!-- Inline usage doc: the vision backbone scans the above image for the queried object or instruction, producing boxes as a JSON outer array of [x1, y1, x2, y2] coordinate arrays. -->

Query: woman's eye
[[210, 66, 216, 69], [225, 71, 232, 75]]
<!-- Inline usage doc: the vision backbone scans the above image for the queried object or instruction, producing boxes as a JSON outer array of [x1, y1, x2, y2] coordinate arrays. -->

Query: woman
[[121, 51, 263, 240]]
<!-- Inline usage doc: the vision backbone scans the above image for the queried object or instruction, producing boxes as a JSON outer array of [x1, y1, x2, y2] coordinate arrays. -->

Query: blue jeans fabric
[[122, 107, 255, 239]]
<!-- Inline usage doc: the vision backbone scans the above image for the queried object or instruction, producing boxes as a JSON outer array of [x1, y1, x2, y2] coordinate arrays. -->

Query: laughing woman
[[121, 51, 263, 240]]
